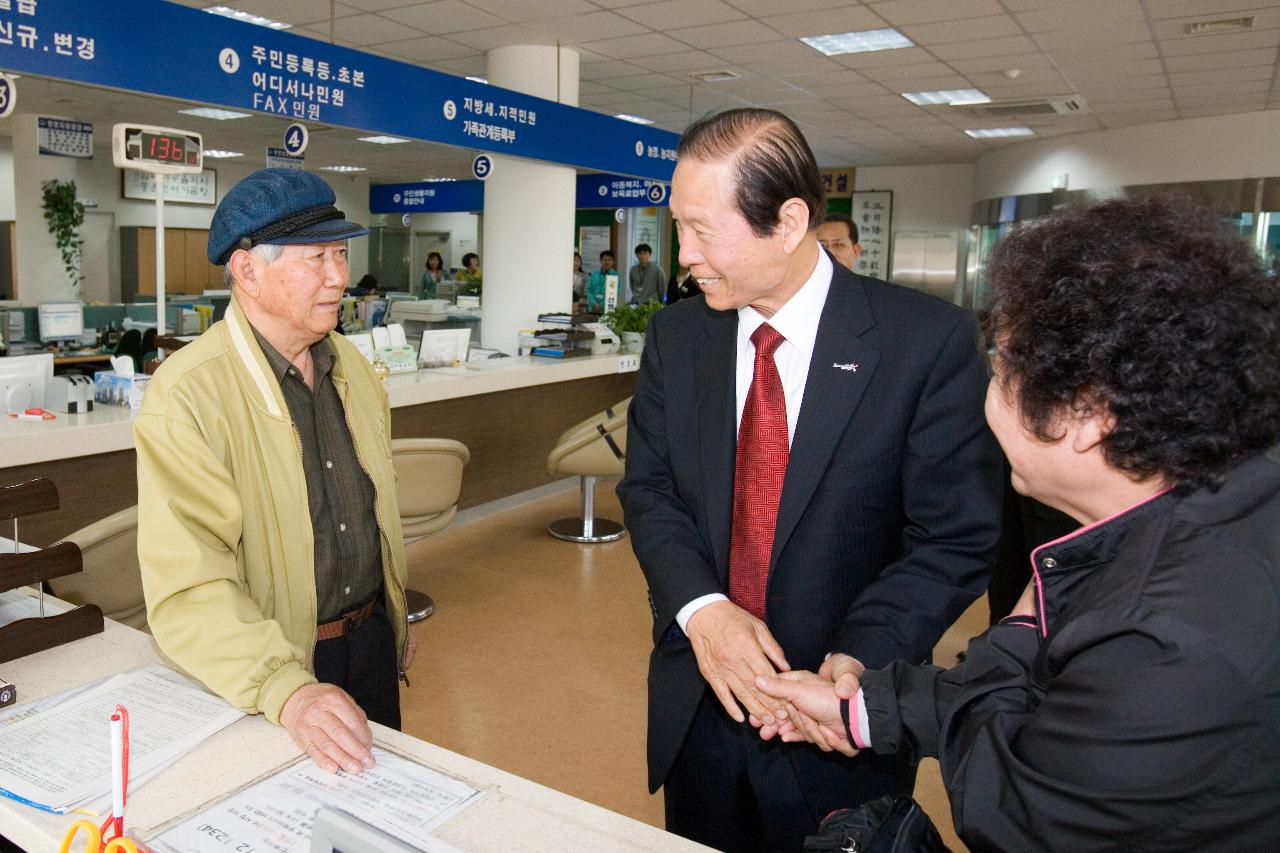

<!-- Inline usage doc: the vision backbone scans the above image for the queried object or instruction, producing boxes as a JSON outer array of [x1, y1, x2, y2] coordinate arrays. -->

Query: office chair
[[390, 438, 470, 622], [545, 398, 630, 543], [50, 505, 147, 630]]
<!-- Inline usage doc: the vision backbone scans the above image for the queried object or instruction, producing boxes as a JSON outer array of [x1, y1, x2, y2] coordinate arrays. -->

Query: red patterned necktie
[[728, 322, 789, 620]]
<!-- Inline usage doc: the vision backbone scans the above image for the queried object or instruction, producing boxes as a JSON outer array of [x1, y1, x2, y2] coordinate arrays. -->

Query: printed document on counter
[[0, 664, 243, 812], [148, 746, 481, 852]]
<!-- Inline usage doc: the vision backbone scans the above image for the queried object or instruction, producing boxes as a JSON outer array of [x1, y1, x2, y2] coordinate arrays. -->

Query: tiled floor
[[400, 485, 982, 851]]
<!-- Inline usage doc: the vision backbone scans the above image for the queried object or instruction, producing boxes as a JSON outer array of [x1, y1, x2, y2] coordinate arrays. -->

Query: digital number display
[[139, 131, 198, 165]]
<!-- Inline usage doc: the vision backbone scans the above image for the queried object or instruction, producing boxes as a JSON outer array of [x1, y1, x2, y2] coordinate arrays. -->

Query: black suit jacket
[[618, 261, 1003, 794]]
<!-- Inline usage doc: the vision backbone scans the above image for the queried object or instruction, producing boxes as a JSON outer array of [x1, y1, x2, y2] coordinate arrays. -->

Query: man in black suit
[[617, 108, 1002, 851]]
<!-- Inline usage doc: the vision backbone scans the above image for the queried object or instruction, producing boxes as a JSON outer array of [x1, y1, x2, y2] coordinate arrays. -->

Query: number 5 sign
[[0, 75, 16, 120], [471, 154, 493, 181]]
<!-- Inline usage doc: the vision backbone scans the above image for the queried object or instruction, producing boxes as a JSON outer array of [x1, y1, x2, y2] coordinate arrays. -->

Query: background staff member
[[815, 212, 861, 270], [618, 108, 1002, 851], [136, 168, 412, 776]]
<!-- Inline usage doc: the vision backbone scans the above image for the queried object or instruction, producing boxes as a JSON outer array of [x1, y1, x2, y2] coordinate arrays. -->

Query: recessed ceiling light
[[202, 149, 245, 158], [964, 127, 1034, 139], [177, 107, 251, 121], [615, 114, 654, 125], [205, 5, 291, 30], [799, 28, 913, 57], [1185, 16, 1254, 35], [358, 135, 410, 145], [902, 88, 991, 106], [319, 165, 367, 173], [466, 76, 488, 85], [421, 177, 458, 182]]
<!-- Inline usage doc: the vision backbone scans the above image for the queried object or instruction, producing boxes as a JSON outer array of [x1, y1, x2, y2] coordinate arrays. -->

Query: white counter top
[[0, 614, 702, 852], [0, 353, 637, 468]]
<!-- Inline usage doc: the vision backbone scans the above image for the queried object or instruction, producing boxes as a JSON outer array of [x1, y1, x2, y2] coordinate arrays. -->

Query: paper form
[[148, 747, 481, 852], [0, 588, 72, 628], [0, 666, 243, 812]]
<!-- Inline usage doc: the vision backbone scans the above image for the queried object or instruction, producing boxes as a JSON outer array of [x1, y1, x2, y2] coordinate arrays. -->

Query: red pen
[[99, 704, 129, 843]]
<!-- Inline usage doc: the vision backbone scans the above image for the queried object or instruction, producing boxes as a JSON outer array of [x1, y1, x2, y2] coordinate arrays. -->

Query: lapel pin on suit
[[833, 362, 859, 372]]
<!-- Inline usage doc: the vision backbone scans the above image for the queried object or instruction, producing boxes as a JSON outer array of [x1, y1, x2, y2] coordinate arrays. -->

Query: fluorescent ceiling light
[[964, 127, 1034, 139], [615, 114, 654, 125], [466, 76, 488, 85], [205, 5, 291, 30], [202, 149, 244, 159], [799, 28, 913, 56], [178, 107, 251, 121], [902, 88, 990, 106], [319, 165, 367, 173], [421, 177, 457, 182], [358, 135, 410, 145]]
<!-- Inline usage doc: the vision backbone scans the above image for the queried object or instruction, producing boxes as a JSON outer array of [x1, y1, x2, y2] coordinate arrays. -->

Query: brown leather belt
[[315, 598, 377, 642]]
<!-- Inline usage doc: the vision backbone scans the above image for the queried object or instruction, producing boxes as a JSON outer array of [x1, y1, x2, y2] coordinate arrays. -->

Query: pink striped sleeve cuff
[[847, 689, 871, 750]]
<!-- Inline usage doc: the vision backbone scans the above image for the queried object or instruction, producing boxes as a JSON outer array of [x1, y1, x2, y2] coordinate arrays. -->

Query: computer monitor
[[38, 301, 85, 344]]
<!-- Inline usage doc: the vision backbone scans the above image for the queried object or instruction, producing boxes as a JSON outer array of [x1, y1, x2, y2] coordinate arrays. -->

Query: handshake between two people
[[685, 600, 863, 758]]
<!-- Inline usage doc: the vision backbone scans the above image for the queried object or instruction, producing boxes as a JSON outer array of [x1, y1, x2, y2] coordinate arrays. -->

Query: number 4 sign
[[284, 123, 308, 156]]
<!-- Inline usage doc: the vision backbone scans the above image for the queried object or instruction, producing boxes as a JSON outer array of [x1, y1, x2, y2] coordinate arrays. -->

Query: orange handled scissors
[[59, 820, 140, 853]]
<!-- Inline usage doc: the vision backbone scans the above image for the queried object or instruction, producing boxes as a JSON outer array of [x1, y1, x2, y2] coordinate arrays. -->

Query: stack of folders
[[0, 664, 243, 815]]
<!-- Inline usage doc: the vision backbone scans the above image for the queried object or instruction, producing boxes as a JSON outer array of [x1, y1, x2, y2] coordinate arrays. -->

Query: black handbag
[[803, 795, 950, 852]]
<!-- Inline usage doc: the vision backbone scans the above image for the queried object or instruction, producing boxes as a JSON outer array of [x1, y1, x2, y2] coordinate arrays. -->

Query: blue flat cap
[[207, 167, 368, 265]]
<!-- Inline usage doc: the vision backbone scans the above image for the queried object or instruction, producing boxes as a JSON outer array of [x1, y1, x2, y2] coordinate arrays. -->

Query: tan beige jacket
[[135, 298, 407, 723]]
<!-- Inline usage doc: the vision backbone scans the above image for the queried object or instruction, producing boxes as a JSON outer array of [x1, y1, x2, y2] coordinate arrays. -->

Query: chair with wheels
[[391, 438, 470, 622], [545, 398, 630, 543]]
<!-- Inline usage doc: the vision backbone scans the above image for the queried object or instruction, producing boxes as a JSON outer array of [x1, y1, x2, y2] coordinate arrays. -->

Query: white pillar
[[481, 45, 579, 352], [12, 114, 80, 304]]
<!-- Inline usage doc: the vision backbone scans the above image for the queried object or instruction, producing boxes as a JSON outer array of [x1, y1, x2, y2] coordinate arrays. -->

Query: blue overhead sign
[[576, 174, 668, 208], [370, 181, 484, 213], [0, 0, 679, 181], [372, 173, 669, 214]]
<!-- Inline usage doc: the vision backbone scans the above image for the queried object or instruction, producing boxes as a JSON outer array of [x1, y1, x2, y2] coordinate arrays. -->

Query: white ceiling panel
[[627, 50, 731, 73], [529, 11, 652, 42], [378, 36, 480, 63], [1162, 46, 1278, 72], [723, 0, 850, 14], [616, 0, 748, 30], [469, 0, 597, 21], [448, 23, 558, 50], [900, 15, 1023, 46], [869, 0, 1005, 26], [930, 35, 1040, 60], [1147, 0, 1274, 17], [667, 19, 782, 49], [1168, 65, 1275, 86], [379, 2, 505, 34], [331, 12, 423, 44], [1158, 28, 1280, 55], [760, 6, 889, 39], [580, 31, 691, 58], [1014, 0, 1147, 33], [230, 0, 361, 25]]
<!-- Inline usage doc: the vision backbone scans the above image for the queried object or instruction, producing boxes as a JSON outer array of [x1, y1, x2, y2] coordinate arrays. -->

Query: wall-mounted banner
[[820, 167, 855, 199], [576, 174, 668, 208], [369, 181, 484, 214], [38, 117, 92, 158], [852, 190, 892, 281], [0, 0, 679, 181], [265, 147, 304, 170]]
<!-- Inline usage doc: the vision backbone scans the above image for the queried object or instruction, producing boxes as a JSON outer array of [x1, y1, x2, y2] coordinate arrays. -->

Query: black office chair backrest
[[115, 328, 143, 373]]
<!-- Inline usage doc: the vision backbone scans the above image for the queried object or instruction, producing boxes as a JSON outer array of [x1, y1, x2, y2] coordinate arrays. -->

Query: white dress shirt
[[676, 249, 834, 632]]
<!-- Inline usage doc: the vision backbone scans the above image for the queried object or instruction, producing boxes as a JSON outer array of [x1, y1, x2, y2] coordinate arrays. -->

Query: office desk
[[0, 616, 704, 852], [52, 352, 113, 367]]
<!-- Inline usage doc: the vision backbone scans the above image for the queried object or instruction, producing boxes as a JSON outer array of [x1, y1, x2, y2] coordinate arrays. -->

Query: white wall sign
[[38, 117, 93, 159], [852, 190, 893, 281], [266, 146, 304, 170], [122, 168, 218, 205]]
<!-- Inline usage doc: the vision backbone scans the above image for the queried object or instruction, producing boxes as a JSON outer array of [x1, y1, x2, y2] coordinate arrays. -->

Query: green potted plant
[[41, 179, 85, 296], [603, 300, 663, 354]]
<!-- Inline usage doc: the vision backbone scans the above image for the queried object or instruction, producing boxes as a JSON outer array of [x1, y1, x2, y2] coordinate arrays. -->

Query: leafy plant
[[41, 179, 85, 293], [603, 300, 663, 336]]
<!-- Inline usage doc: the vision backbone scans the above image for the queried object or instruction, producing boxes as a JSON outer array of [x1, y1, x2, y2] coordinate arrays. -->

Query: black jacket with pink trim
[[861, 445, 1280, 852]]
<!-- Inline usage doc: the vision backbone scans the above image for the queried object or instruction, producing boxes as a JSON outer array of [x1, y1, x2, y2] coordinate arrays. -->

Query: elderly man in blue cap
[[135, 168, 412, 775]]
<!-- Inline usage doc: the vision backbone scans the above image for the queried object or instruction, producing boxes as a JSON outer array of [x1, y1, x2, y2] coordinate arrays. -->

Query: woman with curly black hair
[[756, 195, 1280, 851]]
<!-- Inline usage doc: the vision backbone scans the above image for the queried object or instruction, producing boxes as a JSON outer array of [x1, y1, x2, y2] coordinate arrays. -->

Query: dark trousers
[[313, 601, 401, 730], [664, 693, 917, 853]]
